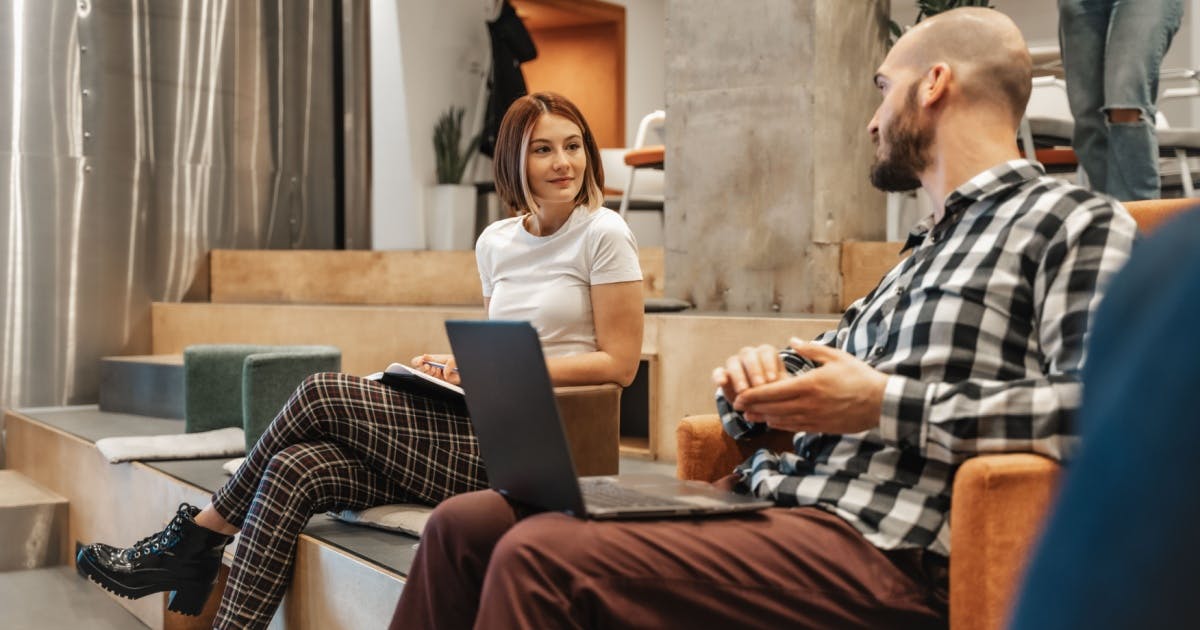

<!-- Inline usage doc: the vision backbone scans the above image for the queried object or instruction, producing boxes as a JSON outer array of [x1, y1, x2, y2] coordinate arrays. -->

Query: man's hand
[[410, 353, 462, 385], [733, 338, 888, 435], [711, 344, 786, 405]]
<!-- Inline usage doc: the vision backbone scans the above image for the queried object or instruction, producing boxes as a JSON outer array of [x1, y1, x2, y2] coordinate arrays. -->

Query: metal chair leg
[[1177, 148, 1195, 198]]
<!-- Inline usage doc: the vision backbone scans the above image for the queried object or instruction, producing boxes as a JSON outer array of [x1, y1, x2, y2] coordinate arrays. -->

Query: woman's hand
[[410, 353, 461, 385]]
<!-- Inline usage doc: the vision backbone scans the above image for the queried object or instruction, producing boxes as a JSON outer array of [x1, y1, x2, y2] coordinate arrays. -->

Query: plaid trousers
[[208, 371, 486, 630]]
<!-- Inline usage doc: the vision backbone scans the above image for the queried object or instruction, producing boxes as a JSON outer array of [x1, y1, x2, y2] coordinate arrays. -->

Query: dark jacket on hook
[[481, 0, 537, 157]]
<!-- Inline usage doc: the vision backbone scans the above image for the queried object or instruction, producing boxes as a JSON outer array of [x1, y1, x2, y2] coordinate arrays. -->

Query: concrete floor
[[618, 454, 675, 477], [0, 566, 145, 629], [0, 455, 677, 629]]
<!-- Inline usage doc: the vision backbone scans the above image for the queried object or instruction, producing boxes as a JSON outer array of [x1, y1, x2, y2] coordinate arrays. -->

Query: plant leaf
[[432, 105, 480, 185]]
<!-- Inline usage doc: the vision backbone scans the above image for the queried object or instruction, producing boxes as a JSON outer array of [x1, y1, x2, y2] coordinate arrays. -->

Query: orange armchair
[[674, 198, 1197, 629]]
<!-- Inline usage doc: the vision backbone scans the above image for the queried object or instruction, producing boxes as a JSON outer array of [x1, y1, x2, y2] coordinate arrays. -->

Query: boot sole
[[75, 548, 214, 616]]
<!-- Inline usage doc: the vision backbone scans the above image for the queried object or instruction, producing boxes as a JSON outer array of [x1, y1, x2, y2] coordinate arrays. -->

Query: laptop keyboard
[[580, 480, 691, 509]]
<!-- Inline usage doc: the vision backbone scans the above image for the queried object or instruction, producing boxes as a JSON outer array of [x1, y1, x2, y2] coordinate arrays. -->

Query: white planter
[[426, 184, 477, 250]]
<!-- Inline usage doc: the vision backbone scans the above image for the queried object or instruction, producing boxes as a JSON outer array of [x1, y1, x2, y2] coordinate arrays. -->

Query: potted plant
[[427, 106, 482, 250], [889, 0, 994, 44]]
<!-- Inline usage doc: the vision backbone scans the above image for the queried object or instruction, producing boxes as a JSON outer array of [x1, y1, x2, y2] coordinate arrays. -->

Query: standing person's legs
[[215, 442, 407, 630], [212, 372, 486, 527], [1059, 0, 1113, 193], [1101, 0, 1184, 201]]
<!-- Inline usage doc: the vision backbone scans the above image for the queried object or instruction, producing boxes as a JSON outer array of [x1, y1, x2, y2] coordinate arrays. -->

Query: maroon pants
[[391, 490, 948, 629]]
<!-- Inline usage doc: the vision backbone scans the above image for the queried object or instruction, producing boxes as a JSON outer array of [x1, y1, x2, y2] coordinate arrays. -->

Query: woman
[[76, 92, 644, 630]]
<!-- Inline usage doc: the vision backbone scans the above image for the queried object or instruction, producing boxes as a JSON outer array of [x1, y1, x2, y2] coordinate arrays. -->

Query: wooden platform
[[208, 244, 895, 316], [4, 407, 408, 630], [151, 303, 839, 461], [840, 241, 905, 311], [4, 405, 676, 629], [208, 246, 665, 305], [0, 470, 68, 571]]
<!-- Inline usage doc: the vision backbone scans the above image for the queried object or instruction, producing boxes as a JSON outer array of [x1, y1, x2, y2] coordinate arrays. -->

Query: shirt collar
[[944, 159, 1046, 212], [900, 159, 1046, 253]]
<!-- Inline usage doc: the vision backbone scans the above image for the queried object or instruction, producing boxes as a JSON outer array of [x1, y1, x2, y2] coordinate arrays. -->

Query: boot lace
[[122, 504, 192, 561]]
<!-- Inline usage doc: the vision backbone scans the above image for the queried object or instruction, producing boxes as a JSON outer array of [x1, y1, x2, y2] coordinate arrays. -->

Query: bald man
[[389, 9, 1136, 629]]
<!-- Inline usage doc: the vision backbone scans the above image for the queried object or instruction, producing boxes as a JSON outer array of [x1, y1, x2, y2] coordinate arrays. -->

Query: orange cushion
[[1125, 198, 1200, 234], [624, 145, 664, 168]]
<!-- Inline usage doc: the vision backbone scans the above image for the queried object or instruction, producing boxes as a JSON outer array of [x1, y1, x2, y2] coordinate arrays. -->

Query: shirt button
[[873, 347, 885, 357]]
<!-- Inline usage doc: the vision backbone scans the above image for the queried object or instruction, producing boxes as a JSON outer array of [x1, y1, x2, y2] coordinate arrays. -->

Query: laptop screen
[[445, 320, 588, 516]]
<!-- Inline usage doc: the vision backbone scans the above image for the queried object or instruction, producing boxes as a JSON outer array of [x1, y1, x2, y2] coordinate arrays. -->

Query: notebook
[[446, 320, 773, 519], [365, 362, 465, 405]]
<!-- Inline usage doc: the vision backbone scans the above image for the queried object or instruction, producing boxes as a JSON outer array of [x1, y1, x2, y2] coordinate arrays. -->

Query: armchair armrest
[[554, 384, 621, 476], [950, 453, 1061, 630], [675, 415, 795, 482]]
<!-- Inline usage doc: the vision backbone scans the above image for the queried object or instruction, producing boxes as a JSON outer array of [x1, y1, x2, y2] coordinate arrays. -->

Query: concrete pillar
[[664, 0, 889, 313]]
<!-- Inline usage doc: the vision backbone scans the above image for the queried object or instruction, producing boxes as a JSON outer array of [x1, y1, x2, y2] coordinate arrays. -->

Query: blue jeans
[[1058, 0, 1184, 201]]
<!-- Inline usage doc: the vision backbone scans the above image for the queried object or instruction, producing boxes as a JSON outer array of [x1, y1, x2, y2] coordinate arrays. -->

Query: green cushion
[[184, 345, 275, 433], [242, 347, 341, 451], [183, 345, 343, 451]]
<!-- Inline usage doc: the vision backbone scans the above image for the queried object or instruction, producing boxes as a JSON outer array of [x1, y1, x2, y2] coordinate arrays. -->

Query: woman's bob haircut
[[493, 92, 605, 215]]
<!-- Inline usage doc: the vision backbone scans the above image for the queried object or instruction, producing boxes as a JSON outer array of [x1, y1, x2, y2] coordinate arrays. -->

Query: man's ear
[[921, 63, 952, 109]]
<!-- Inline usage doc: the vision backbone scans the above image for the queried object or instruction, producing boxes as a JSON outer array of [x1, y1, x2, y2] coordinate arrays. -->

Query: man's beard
[[869, 83, 931, 193]]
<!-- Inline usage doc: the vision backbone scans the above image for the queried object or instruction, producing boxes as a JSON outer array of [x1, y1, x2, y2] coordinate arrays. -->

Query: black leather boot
[[76, 503, 234, 616]]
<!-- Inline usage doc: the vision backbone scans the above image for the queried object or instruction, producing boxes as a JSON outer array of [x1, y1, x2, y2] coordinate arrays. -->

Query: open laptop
[[446, 320, 773, 519]]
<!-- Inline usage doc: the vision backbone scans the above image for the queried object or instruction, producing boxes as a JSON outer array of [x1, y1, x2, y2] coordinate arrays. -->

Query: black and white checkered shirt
[[720, 160, 1136, 556]]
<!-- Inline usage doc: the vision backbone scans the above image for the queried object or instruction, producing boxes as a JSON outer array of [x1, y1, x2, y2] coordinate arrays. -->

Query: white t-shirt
[[475, 206, 642, 358]]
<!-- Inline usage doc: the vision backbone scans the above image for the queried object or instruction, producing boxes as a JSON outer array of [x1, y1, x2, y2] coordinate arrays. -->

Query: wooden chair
[[674, 197, 1198, 630], [556, 384, 621, 476]]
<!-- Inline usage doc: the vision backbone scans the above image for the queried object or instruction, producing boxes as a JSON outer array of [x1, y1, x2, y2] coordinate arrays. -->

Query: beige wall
[[525, 23, 625, 148]]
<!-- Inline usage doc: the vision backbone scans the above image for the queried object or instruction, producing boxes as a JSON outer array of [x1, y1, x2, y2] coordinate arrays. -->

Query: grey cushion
[[1027, 116, 1074, 143], [644, 297, 693, 313], [329, 504, 433, 538]]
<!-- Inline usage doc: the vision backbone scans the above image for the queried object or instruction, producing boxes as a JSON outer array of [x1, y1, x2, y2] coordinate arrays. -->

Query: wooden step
[[208, 247, 665, 305], [206, 244, 897, 313], [151, 303, 841, 460], [4, 406, 675, 628], [4, 407, 404, 629], [99, 355, 184, 419], [0, 470, 68, 571]]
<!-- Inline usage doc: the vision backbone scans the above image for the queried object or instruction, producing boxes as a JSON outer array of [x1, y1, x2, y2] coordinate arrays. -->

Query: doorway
[[509, 0, 626, 148]]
